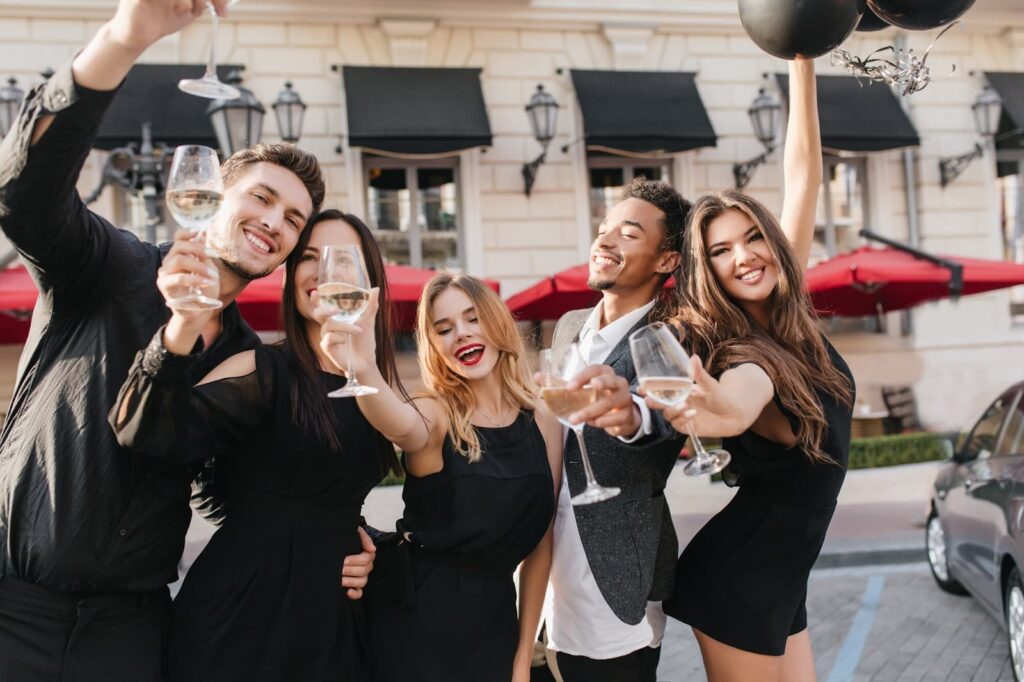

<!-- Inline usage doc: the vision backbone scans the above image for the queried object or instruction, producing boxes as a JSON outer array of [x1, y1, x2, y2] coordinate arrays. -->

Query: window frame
[[959, 389, 1021, 463], [362, 155, 464, 270]]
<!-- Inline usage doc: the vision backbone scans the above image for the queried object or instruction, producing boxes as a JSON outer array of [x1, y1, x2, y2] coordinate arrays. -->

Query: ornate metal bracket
[[938, 143, 983, 188], [522, 151, 547, 197], [732, 145, 774, 190]]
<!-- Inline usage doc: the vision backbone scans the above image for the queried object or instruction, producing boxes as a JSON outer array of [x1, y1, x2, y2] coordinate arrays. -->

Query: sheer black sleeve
[[109, 328, 274, 465]]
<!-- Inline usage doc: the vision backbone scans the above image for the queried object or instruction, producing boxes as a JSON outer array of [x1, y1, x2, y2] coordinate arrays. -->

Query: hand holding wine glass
[[316, 287, 379, 379], [538, 343, 620, 505], [164, 144, 224, 311], [318, 245, 378, 398], [629, 322, 731, 477], [178, 1, 242, 100]]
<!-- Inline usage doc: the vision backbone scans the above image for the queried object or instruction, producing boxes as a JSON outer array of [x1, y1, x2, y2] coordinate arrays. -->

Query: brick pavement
[[656, 564, 1015, 682]]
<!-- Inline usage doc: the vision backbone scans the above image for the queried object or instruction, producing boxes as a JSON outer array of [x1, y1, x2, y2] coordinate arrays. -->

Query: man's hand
[[107, 0, 230, 54], [341, 527, 376, 600], [565, 365, 642, 438], [157, 229, 220, 355]]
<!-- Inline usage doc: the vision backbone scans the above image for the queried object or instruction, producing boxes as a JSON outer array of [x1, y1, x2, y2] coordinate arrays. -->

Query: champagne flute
[[178, 1, 242, 100], [629, 322, 731, 477], [539, 343, 620, 505], [164, 144, 224, 311], [318, 245, 378, 398]]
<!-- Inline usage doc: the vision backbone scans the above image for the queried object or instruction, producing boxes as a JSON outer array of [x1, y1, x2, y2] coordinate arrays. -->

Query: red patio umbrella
[[0, 264, 500, 342], [506, 263, 674, 320], [806, 245, 1024, 317], [236, 263, 500, 332]]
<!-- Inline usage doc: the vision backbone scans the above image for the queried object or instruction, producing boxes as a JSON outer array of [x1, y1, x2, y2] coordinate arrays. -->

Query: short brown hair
[[221, 143, 325, 219]]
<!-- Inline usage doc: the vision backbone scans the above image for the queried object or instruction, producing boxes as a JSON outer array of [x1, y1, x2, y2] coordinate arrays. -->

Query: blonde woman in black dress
[[314, 272, 562, 682], [647, 58, 855, 682]]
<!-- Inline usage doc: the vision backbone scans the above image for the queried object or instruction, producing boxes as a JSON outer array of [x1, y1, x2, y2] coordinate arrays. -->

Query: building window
[[588, 156, 672, 235], [812, 156, 868, 267], [365, 157, 461, 269], [999, 161, 1024, 322]]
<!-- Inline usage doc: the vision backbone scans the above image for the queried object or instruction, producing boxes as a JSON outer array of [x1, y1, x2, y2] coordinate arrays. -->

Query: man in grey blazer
[[544, 177, 689, 682]]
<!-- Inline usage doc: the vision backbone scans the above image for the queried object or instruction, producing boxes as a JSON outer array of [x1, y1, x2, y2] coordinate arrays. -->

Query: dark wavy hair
[[278, 209, 404, 475], [670, 189, 852, 464]]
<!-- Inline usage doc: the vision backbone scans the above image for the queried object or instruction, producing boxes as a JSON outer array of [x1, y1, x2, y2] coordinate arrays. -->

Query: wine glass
[[629, 322, 731, 477], [539, 343, 620, 505], [164, 144, 224, 311], [178, 1, 242, 100], [318, 245, 377, 398]]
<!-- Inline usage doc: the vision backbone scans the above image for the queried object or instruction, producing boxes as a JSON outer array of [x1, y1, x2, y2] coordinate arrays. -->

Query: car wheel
[[926, 511, 967, 595], [1007, 568, 1024, 682]]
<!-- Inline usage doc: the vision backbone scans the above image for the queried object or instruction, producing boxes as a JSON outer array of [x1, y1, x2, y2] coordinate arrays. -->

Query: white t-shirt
[[544, 300, 667, 659]]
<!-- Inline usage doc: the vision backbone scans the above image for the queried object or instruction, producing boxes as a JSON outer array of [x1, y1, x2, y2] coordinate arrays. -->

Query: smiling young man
[[543, 178, 690, 682], [0, 2, 371, 680]]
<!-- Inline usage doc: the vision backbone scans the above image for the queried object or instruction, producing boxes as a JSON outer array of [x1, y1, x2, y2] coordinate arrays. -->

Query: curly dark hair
[[626, 176, 691, 253]]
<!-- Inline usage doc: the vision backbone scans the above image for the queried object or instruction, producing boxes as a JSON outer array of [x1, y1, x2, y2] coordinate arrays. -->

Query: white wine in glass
[[164, 145, 224, 311], [178, 1, 242, 100], [539, 344, 620, 506], [629, 322, 730, 477], [318, 245, 377, 398]]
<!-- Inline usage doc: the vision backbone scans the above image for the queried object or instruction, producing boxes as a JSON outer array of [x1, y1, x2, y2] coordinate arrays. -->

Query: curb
[[814, 546, 925, 570]]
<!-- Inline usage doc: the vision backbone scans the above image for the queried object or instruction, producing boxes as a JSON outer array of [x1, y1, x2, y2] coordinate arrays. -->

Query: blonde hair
[[415, 273, 536, 462]]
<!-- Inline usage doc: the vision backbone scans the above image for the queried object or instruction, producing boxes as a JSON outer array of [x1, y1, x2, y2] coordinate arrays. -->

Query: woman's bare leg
[[779, 629, 816, 682], [692, 627, 782, 682]]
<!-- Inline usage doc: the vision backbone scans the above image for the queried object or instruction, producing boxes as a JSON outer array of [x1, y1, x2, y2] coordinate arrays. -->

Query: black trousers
[[0, 576, 170, 682], [556, 646, 661, 682]]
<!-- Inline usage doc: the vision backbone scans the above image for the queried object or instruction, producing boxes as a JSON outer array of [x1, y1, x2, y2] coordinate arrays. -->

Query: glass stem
[[345, 333, 357, 387], [573, 427, 599, 487], [204, 3, 219, 80], [688, 428, 710, 461]]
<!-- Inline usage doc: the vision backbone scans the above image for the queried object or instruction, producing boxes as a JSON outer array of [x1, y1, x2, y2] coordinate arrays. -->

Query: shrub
[[847, 431, 950, 470]]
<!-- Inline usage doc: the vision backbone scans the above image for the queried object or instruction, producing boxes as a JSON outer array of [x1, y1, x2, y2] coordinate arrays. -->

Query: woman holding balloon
[[647, 52, 855, 682]]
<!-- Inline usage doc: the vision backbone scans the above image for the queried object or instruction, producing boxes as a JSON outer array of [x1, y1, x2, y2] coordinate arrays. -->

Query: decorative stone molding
[[601, 23, 654, 70], [379, 18, 437, 66]]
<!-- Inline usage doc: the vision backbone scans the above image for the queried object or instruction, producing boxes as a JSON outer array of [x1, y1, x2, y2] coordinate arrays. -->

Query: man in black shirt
[[0, 1, 374, 679]]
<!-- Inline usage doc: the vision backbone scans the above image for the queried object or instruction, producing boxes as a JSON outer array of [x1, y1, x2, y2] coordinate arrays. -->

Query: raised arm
[[778, 58, 822, 272], [314, 294, 444, 468], [0, 1, 224, 295]]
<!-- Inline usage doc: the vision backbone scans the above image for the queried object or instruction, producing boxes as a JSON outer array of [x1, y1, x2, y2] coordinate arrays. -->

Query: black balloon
[[857, 7, 891, 31], [867, 0, 976, 30], [738, 0, 865, 60]]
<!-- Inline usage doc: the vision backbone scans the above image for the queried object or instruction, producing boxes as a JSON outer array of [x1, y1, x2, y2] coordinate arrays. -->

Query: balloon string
[[830, 21, 958, 96]]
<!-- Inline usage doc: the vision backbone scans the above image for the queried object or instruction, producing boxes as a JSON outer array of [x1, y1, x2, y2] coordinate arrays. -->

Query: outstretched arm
[[778, 57, 821, 272]]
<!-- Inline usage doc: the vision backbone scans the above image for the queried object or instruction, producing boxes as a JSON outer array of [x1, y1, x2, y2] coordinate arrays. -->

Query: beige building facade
[[1, 0, 1024, 429]]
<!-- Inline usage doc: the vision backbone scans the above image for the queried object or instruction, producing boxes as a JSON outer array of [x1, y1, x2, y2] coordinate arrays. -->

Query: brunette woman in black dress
[[111, 211, 405, 681], [647, 58, 854, 682], [313, 272, 564, 682]]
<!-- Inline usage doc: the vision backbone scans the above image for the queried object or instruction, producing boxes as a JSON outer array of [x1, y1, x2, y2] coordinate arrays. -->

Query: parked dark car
[[928, 381, 1024, 680]]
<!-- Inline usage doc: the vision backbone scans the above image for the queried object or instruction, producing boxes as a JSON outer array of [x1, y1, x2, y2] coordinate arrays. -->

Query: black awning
[[570, 70, 716, 155], [342, 66, 492, 155], [776, 74, 920, 152], [985, 72, 1024, 155], [95, 64, 243, 151]]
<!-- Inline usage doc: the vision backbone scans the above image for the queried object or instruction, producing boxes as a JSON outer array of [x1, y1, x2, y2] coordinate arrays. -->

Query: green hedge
[[847, 432, 950, 470]]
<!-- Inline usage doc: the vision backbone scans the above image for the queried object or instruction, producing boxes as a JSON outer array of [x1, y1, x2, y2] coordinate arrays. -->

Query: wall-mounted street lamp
[[0, 77, 25, 139], [939, 84, 1002, 188], [207, 70, 266, 157], [272, 81, 307, 144], [733, 87, 782, 190], [522, 84, 559, 196]]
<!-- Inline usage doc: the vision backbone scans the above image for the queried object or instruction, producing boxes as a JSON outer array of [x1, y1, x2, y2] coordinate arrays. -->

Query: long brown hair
[[279, 210, 404, 475], [415, 273, 535, 463], [673, 189, 852, 463]]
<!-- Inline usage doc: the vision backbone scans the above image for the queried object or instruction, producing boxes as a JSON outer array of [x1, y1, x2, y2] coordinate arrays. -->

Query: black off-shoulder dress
[[113, 339, 385, 681], [662, 341, 854, 656], [365, 410, 554, 682]]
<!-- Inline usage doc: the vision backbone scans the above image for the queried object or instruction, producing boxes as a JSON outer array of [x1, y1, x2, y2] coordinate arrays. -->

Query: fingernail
[[205, 248, 218, 258], [206, 267, 217, 277]]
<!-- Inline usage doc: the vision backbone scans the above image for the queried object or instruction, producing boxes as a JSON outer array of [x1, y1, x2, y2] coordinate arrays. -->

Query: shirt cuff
[[616, 393, 653, 444], [140, 326, 200, 382]]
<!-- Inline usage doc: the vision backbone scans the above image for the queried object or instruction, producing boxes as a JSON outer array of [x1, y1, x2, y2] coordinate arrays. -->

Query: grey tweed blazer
[[553, 308, 685, 626]]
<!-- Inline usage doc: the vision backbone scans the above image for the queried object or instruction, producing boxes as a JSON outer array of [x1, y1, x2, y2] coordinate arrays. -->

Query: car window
[[997, 390, 1024, 457], [962, 393, 1015, 461]]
